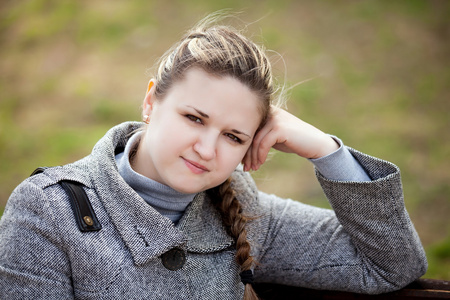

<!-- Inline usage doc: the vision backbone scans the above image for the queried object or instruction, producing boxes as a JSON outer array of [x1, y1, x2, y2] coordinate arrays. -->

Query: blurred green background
[[1, 0, 449, 280]]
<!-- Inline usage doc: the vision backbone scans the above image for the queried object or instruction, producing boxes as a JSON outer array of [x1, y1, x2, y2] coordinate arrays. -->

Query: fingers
[[250, 116, 280, 171], [242, 128, 272, 172], [242, 147, 252, 172], [251, 132, 269, 170], [243, 108, 282, 171]]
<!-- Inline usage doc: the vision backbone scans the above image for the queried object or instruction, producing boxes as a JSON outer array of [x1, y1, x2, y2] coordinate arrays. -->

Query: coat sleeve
[[251, 148, 427, 294], [0, 178, 74, 299]]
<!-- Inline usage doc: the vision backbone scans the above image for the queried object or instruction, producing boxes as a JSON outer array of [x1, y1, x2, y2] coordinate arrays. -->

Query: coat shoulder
[[230, 167, 259, 203]]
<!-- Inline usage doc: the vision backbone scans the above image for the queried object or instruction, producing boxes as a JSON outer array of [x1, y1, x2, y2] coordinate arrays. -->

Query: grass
[[1, 0, 449, 280], [426, 237, 450, 280]]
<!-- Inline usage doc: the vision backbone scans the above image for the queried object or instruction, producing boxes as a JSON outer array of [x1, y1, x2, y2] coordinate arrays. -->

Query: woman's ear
[[146, 79, 155, 94], [142, 79, 156, 117]]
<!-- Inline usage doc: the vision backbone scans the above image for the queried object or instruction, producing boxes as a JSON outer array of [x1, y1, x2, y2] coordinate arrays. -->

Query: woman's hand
[[242, 106, 339, 171]]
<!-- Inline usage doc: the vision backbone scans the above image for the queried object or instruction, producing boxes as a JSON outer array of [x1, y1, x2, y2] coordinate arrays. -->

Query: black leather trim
[[30, 167, 48, 176], [60, 180, 102, 232], [30, 167, 102, 232]]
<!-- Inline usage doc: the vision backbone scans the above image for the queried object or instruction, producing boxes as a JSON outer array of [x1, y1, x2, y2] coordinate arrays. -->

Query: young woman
[[0, 17, 427, 300]]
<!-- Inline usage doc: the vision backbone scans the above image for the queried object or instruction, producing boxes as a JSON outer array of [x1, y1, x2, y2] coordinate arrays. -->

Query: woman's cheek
[[223, 145, 247, 166]]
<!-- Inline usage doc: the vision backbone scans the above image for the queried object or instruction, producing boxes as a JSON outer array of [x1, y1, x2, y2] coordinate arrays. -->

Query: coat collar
[[178, 192, 234, 253], [82, 122, 245, 266]]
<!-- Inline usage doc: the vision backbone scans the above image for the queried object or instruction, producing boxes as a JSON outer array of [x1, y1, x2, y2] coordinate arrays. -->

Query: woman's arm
[[243, 107, 427, 293], [251, 151, 427, 293]]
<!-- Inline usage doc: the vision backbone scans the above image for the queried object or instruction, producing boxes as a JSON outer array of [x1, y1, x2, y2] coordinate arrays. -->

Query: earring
[[143, 115, 150, 124]]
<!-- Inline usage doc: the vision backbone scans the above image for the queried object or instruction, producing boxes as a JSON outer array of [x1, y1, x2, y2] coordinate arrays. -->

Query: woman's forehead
[[166, 68, 263, 131]]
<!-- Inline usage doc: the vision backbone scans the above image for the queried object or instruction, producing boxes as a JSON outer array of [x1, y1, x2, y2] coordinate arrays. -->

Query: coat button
[[161, 248, 186, 271]]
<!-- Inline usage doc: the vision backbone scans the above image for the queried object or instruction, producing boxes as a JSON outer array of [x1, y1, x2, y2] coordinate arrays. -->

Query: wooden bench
[[254, 278, 450, 299]]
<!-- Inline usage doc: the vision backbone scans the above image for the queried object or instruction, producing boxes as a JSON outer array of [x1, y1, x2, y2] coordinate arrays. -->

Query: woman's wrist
[[308, 134, 340, 159], [309, 136, 372, 182]]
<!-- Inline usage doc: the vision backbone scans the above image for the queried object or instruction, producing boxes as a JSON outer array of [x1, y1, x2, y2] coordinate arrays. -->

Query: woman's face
[[134, 68, 262, 194]]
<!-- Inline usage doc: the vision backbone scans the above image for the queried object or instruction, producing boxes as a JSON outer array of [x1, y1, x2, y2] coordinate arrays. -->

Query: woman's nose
[[193, 133, 217, 161]]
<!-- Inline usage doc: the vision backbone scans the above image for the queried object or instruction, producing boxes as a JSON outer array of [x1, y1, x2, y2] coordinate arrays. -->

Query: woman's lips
[[183, 158, 209, 174]]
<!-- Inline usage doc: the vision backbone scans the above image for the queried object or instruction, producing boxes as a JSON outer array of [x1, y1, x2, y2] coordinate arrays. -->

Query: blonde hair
[[151, 14, 282, 300]]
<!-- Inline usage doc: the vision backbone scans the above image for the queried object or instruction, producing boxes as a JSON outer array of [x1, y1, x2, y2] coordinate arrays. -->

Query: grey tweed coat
[[0, 122, 427, 299]]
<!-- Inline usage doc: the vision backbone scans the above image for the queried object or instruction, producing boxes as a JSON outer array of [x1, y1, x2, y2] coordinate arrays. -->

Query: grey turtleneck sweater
[[115, 132, 197, 223], [115, 132, 370, 223]]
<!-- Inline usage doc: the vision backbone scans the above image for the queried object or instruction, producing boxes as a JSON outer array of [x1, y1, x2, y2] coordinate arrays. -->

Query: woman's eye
[[225, 133, 242, 144], [186, 114, 202, 124]]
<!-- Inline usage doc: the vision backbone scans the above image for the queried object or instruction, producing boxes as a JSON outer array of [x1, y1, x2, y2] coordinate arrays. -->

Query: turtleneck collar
[[115, 131, 196, 223]]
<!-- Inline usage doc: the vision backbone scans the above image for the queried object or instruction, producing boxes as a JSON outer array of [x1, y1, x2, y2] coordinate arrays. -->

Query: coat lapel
[[178, 192, 235, 253], [177, 168, 260, 254], [88, 123, 187, 266]]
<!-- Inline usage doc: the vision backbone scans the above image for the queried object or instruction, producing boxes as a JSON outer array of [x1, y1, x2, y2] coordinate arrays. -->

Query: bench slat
[[254, 279, 450, 299]]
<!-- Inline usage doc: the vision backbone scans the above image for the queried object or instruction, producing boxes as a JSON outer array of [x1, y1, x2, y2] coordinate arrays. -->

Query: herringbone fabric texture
[[0, 122, 427, 299]]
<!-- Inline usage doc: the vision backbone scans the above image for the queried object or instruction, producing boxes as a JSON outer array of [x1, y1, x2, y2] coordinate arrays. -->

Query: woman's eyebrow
[[187, 105, 209, 118], [231, 129, 251, 138]]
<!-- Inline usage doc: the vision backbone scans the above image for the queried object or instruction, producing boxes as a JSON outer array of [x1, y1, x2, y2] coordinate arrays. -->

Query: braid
[[210, 177, 259, 300]]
